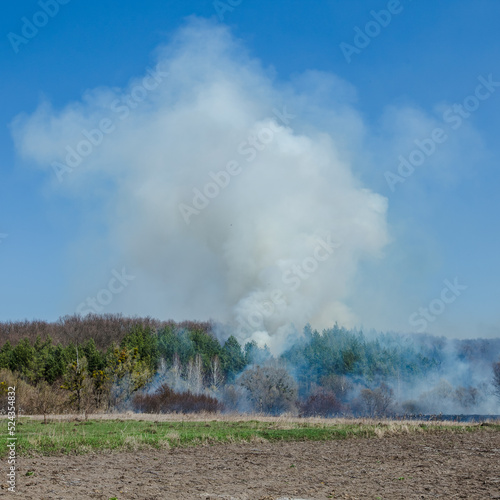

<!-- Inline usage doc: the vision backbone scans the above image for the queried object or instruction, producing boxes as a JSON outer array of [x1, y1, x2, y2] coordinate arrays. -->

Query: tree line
[[0, 315, 499, 417]]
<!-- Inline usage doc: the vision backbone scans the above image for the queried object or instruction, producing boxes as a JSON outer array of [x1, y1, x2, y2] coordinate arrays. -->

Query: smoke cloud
[[11, 18, 390, 351]]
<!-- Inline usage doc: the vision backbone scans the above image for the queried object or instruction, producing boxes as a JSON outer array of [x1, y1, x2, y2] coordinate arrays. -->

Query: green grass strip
[[1, 418, 499, 457]]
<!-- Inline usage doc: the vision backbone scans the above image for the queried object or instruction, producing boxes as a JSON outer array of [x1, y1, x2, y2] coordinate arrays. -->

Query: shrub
[[0, 369, 36, 415], [132, 384, 222, 413], [299, 390, 343, 417], [401, 400, 421, 414]]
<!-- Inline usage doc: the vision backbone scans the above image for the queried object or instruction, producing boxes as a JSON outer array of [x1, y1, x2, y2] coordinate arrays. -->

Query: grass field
[[2, 415, 499, 457]]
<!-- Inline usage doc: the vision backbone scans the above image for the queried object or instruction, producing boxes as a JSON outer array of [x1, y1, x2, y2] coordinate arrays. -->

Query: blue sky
[[1, 0, 499, 343]]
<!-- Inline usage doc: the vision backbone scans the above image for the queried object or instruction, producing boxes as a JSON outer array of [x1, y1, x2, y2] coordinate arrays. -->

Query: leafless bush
[[416, 379, 487, 414], [30, 381, 66, 422], [299, 389, 343, 417], [132, 384, 222, 413], [239, 363, 298, 415], [0, 369, 36, 415], [401, 400, 421, 414], [354, 383, 394, 417]]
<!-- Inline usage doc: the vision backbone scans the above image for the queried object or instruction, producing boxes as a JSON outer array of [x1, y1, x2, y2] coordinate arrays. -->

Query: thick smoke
[[11, 18, 389, 352]]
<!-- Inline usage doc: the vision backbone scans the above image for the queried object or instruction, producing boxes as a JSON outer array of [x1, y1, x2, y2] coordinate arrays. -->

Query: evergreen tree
[[222, 336, 246, 380]]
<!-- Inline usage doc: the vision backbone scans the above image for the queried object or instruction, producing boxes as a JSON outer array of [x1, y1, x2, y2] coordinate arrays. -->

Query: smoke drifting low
[[12, 18, 389, 351]]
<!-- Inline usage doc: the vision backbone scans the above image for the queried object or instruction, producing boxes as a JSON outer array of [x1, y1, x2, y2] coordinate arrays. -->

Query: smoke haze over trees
[[0, 314, 499, 417]]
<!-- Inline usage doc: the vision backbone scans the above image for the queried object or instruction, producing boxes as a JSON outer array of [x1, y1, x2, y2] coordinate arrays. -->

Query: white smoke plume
[[11, 18, 389, 352]]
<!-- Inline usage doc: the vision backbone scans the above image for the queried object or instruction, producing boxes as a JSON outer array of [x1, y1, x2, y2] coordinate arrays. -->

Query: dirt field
[[3, 429, 500, 500]]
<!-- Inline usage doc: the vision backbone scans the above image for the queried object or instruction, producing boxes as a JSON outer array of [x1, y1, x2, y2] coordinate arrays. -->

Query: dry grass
[[2, 413, 499, 457], [12, 411, 499, 432]]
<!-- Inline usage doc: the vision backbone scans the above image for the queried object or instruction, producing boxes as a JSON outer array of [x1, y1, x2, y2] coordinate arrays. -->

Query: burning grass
[[1, 414, 499, 457]]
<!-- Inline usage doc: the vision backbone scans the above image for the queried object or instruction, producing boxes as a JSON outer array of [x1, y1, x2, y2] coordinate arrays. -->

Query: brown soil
[[3, 431, 500, 500]]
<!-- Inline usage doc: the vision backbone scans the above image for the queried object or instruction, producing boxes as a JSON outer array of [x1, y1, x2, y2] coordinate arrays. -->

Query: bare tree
[[359, 383, 394, 417], [154, 354, 184, 393], [171, 353, 182, 390], [454, 386, 482, 410], [209, 355, 224, 392], [417, 379, 454, 414], [239, 363, 297, 415], [31, 381, 64, 423], [186, 354, 203, 394], [221, 384, 243, 412]]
